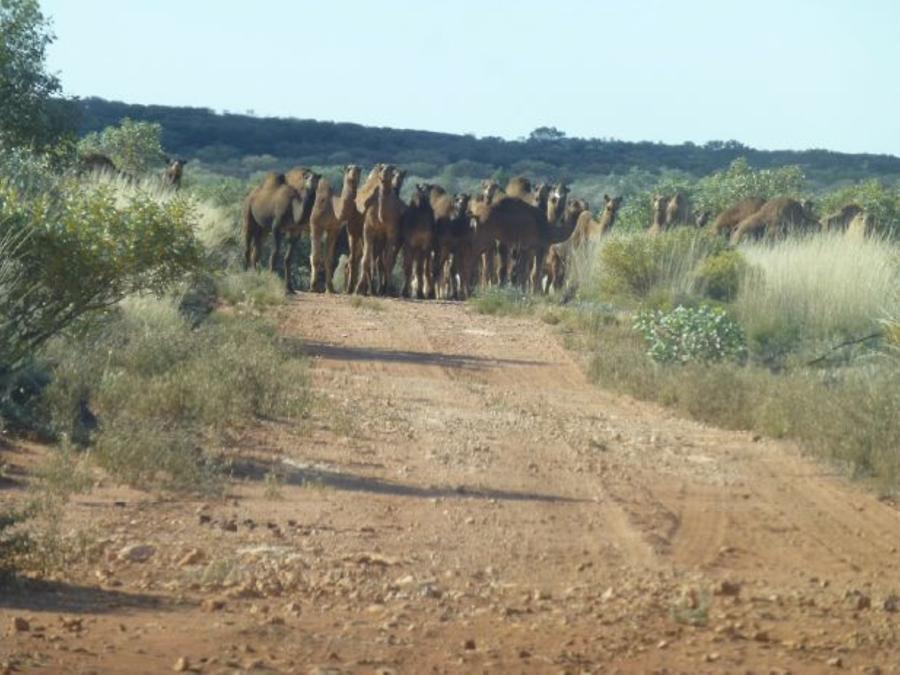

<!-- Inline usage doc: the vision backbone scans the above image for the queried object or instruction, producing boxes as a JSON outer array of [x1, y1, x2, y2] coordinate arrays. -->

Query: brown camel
[[820, 203, 864, 231], [242, 171, 317, 293], [355, 165, 405, 296], [308, 165, 362, 293], [710, 197, 766, 236], [505, 176, 532, 200], [648, 194, 669, 236], [664, 192, 688, 228], [398, 184, 437, 299], [730, 197, 818, 244], [163, 158, 187, 190], [343, 164, 385, 292], [468, 193, 567, 293], [431, 191, 474, 299], [391, 168, 408, 196], [547, 195, 623, 291]]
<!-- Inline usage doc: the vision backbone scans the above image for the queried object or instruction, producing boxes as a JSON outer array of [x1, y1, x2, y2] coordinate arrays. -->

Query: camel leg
[[284, 236, 298, 294], [308, 224, 322, 292], [380, 238, 398, 297], [355, 229, 374, 296], [401, 244, 413, 298], [324, 228, 339, 294], [270, 227, 284, 278], [346, 232, 359, 294], [423, 252, 434, 300]]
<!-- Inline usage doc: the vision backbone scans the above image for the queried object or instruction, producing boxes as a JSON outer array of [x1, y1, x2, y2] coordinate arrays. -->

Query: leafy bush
[[594, 229, 728, 304], [589, 321, 900, 490], [694, 249, 748, 302], [0, 151, 205, 378], [77, 118, 166, 175], [42, 298, 309, 493], [634, 305, 747, 364], [216, 271, 285, 308]]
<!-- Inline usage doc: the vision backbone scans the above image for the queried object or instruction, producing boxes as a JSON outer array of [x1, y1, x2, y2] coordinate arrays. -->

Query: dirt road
[[3, 294, 900, 673]]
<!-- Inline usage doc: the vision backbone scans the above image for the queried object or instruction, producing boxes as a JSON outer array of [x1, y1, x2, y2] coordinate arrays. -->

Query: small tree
[[0, 0, 75, 149], [78, 118, 166, 175], [528, 126, 567, 142]]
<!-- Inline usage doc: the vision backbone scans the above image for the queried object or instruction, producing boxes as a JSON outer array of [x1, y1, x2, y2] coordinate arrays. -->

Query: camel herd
[[241, 163, 874, 297]]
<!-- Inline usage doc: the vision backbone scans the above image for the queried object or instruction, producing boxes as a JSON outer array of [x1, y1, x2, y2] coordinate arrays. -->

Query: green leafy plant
[[634, 304, 747, 364], [77, 118, 166, 175], [694, 249, 748, 302]]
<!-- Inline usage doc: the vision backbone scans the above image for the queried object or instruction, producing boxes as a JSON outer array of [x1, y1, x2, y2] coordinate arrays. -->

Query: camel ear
[[604, 194, 611, 202]]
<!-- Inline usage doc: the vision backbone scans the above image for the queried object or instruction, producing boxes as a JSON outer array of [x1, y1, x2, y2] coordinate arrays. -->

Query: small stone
[[202, 599, 225, 612], [657, 640, 668, 649], [883, 594, 899, 613], [118, 544, 156, 563], [221, 520, 238, 533], [600, 587, 615, 602], [177, 549, 205, 567], [715, 580, 741, 597], [826, 656, 843, 668], [463, 638, 476, 651], [284, 601, 302, 616], [704, 652, 720, 662], [11, 616, 30, 632], [173, 656, 190, 671], [753, 630, 770, 642]]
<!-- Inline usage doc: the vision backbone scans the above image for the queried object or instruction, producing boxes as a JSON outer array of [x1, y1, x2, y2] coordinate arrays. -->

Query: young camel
[[547, 195, 622, 291], [648, 193, 669, 236], [308, 165, 362, 293], [355, 165, 405, 296], [398, 183, 436, 299]]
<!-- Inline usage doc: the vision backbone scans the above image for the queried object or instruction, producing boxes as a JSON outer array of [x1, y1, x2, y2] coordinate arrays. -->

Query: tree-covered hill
[[74, 97, 900, 186]]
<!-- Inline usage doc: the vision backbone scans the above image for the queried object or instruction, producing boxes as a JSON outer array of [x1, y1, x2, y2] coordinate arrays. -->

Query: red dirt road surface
[[2, 294, 900, 673]]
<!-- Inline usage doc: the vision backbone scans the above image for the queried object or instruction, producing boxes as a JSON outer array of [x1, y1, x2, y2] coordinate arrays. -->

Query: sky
[[40, 0, 900, 156]]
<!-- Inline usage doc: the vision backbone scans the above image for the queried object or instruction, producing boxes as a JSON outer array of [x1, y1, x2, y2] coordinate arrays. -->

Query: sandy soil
[[2, 293, 899, 674]]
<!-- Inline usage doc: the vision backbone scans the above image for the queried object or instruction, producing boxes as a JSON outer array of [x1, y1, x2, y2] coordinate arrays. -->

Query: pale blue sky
[[42, 0, 900, 156]]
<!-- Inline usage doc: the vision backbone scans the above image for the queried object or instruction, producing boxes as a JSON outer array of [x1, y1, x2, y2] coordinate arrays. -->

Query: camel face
[[344, 164, 362, 188], [481, 180, 500, 204], [650, 194, 669, 233], [391, 168, 408, 196]]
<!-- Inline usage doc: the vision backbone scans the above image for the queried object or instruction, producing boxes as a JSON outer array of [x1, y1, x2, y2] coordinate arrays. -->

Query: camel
[[242, 171, 318, 293], [547, 195, 623, 291], [846, 211, 875, 238], [343, 164, 385, 292], [664, 192, 688, 228], [505, 176, 532, 200], [391, 168, 408, 196], [648, 194, 669, 236], [355, 164, 405, 296], [710, 197, 766, 237], [730, 197, 819, 244], [432, 190, 474, 299], [468, 192, 568, 294], [694, 210, 712, 228], [163, 158, 187, 190], [398, 184, 436, 299], [820, 203, 864, 232], [308, 164, 362, 293]]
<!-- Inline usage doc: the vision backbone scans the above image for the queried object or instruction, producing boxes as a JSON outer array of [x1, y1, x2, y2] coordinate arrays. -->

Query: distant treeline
[[74, 97, 900, 185]]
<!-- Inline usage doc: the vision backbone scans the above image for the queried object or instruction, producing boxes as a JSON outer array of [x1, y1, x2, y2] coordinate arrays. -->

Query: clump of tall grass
[[216, 270, 286, 308], [736, 233, 900, 362], [42, 296, 309, 494], [469, 286, 537, 316], [583, 229, 729, 307]]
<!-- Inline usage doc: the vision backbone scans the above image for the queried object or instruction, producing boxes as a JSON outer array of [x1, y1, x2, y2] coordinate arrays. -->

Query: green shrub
[[634, 305, 747, 364], [77, 118, 166, 176], [694, 250, 747, 302], [0, 156, 205, 375], [470, 287, 536, 316], [595, 229, 727, 303], [216, 271, 286, 308], [41, 298, 309, 494]]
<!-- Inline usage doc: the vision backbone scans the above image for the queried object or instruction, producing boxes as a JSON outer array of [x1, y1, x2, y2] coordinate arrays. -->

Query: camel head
[[695, 210, 711, 228], [481, 179, 500, 203], [651, 193, 669, 228], [411, 183, 431, 207], [343, 164, 361, 188], [547, 182, 570, 224], [453, 192, 471, 217], [391, 168, 408, 196]]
